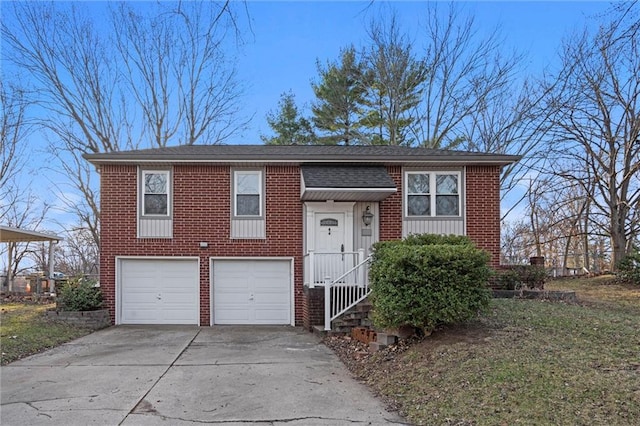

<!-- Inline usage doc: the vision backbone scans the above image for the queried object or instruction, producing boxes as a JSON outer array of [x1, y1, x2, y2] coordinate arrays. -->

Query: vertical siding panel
[[230, 219, 265, 239], [402, 219, 464, 237], [139, 218, 172, 238], [353, 202, 379, 256]]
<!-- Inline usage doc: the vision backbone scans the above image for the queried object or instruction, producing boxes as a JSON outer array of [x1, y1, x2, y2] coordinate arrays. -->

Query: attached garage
[[212, 258, 293, 325], [118, 258, 199, 325]]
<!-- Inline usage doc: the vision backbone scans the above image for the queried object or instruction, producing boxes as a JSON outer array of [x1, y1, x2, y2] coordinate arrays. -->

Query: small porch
[[299, 165, 397, 332], [303, 249, 372, 331]]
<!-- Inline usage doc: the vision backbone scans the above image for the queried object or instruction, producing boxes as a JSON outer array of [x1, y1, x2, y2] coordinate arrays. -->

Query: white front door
[[315, 213, 345, 253], [307, 205, 355, 282]]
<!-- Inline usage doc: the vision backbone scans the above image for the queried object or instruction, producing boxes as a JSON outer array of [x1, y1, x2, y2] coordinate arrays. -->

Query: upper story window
[[234, 170, 262, 217], [407, 172, 430, 216], [405, 171, 460, 217], [142, 170, 170, 216]]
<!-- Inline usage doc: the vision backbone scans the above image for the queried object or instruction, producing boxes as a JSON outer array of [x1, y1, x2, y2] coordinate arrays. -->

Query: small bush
[[495, 269, 524, 290], [369, 235, 491, 333], [495, 265, 546, 290], [57, 279, 103, 311], [617, 251, 640, 285]]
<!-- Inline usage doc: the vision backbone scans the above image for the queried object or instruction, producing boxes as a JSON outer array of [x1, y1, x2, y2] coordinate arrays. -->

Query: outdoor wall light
[[362, 206, 374, 227]]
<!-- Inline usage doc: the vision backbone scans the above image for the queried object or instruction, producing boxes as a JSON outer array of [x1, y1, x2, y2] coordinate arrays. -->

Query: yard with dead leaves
[[325, 276, 640, 425], [0, 299, 93, 365]]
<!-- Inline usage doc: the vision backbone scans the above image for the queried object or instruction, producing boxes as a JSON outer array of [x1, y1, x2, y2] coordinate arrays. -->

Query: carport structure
[[0, 225, 63, 294]]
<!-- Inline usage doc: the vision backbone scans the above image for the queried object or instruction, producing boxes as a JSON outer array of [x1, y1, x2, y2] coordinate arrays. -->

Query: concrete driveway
[[1, 326, 406, 425]]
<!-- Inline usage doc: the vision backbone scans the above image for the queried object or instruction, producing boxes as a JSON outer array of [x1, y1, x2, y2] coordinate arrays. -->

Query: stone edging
[[45, 309, 111, 329], [492, 289, 577, 303]]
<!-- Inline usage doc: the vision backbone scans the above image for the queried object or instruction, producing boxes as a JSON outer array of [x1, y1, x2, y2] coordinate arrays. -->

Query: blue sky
[[235, 1, 610, 143], [3, 0, 613, 241]]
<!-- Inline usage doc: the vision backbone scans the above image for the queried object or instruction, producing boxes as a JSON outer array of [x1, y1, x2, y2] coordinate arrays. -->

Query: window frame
[[232, 169, 264, 218], [404, 171, 462, 218], [140, 169, 171, 218]]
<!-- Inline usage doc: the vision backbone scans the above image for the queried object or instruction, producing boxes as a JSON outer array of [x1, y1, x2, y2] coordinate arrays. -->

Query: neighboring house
[[84, 145, 520, 329]]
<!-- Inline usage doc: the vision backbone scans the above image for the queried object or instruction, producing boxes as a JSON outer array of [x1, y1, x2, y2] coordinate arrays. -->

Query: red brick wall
[[99, 162, 503, 326], [465, 165, 502, 267], [377, 164, 502, 266], [379, 166, 403, 241], [99, 164, 303, 326], [302, 286, 325, 330]]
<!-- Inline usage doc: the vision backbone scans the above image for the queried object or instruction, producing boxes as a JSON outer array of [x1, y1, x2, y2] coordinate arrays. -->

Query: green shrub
[[402, 233, 475, 247], [57, 279, 103, 311], [617, 251, 640, 285], [369, 235, 492, 333], [495, 269, 523, 290], [495, 265, 546, 290]]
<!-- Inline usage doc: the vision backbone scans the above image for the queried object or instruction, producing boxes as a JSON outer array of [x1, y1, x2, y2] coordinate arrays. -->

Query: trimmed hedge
[[369, 234, 491, 333]]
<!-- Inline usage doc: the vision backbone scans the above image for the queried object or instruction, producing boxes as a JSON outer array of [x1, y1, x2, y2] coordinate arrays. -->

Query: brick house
[[84, 145, 519, 329]]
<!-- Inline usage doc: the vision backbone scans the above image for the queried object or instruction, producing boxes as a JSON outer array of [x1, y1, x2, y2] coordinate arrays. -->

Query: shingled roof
[[301, 166, 396, 189], [84, 144, 521, 166], [300, 165, 398, 201]]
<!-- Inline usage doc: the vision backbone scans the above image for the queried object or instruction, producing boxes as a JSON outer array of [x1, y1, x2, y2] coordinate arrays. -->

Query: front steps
[[312, 299, 373, 337]]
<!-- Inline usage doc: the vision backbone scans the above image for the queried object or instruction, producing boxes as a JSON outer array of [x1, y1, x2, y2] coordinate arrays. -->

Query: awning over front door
[[300, 165, 397, 201]]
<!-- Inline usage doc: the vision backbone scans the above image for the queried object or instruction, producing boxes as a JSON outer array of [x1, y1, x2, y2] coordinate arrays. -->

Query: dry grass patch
[[326, 277, 640, 425], [546, 274, 640, 309], [0, 302, 93, 365]]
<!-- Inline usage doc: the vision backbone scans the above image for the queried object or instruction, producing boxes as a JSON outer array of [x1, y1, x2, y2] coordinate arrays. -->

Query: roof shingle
[[84, 144, 521, 166]]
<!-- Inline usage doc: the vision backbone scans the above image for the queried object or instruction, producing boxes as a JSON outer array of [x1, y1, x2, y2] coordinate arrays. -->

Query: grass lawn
[[0, 302, 94, 365], [328, 276, 640, 425]]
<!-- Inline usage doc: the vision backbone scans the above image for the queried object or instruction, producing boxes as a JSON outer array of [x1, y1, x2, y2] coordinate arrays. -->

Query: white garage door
[[119, 258, 199, 325], [213, 259, 291, 325]]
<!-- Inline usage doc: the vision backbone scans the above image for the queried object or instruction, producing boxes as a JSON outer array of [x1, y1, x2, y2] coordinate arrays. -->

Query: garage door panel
[[213, 260, 291, 325], [256, 293, 288, 304], [254, 307, 289, 322], [120, 259, 199, 325], [161, 309, 198, 322], [215, 307, 251, 322], [122, 308, 161, 324]]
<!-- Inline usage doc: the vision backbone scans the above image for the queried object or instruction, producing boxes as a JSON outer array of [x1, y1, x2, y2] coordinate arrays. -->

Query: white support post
[[324, 276, 331, 331], [7, 242, 13, 292], [308, 250, 315, 288], [49, 241, 57, 295], [357, 249, 365, 286]]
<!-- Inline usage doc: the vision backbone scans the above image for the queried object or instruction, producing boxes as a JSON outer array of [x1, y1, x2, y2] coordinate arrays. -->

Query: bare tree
[[543, 2, 640, 269], [29, 226, 99, 278], [0, 81, 31, 221], [415, 3, 522, 149], [113, 1, 247, 147], [462, 79, 556, 218], [2, 1, 248, 250], [0, 193, 50, 286]]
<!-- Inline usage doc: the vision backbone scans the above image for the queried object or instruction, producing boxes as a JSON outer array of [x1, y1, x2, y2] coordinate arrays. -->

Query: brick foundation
[[303, 285, 325, 330]]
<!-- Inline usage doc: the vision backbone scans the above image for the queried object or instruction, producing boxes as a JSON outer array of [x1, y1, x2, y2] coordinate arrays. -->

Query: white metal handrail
[[304, 251, 360, 287], [324, 254, 372, 331]]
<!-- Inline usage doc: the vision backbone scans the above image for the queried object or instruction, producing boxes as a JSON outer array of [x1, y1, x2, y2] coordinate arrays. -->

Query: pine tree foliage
[[260, 91, 315, 145], [311, 46, 370, 145], [363, 15, 428, 146]]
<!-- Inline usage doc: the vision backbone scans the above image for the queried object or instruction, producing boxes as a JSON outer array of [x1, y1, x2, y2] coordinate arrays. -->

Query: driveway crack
[[120, 328, 201, 425], [129, 412, 403, 424]]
